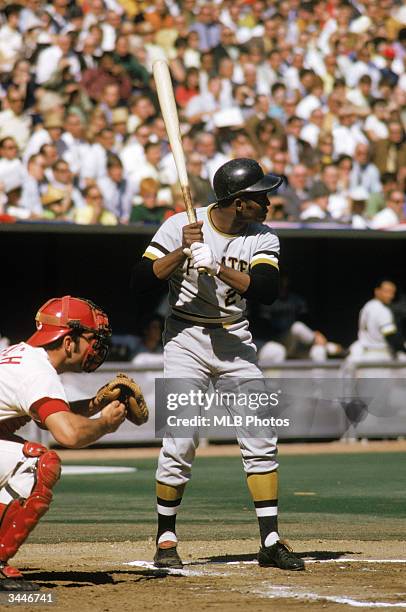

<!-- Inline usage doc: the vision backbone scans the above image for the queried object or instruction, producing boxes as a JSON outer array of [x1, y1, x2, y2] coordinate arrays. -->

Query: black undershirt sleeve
[[130, 257, 167, 296], [241, 263, 279, 305]]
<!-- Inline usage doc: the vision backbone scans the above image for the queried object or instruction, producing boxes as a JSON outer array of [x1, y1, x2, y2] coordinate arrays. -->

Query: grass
[[31, 453, 406, 544]]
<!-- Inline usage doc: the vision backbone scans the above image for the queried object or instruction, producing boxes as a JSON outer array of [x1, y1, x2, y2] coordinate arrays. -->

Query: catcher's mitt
[[93, 373, 149, 426]]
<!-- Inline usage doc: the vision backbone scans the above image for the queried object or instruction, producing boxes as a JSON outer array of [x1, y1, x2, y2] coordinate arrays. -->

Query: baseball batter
[[134, 158, 304, 571], [348, 280, 406, 361], [0, 296, 127, 592]]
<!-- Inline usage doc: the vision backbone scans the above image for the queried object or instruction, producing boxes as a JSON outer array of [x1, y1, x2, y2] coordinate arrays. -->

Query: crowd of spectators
[[0, 0, 406, 229]]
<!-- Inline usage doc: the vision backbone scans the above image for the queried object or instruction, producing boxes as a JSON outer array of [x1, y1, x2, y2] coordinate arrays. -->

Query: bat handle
[[182, 185, 207, 275]]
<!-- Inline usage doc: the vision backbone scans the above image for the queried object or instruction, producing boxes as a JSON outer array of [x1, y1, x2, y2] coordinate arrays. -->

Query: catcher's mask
[[27, 295, 111, 372]]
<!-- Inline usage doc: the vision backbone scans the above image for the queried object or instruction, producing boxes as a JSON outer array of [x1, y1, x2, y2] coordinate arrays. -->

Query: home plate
[[62, 465, 137, 475]]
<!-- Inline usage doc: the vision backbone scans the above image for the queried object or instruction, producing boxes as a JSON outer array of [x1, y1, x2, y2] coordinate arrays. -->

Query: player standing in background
[[348, 280, 406, 361], [0, 296, 127, 591], [133, 158, 305, 571]]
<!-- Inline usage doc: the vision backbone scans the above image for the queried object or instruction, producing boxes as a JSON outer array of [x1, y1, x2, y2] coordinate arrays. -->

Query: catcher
[[0, 295, 148, 592]]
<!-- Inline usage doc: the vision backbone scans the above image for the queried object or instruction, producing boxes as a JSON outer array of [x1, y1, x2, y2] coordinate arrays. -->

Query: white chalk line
[[125, 560, 406, 607], [62, 465, 137, 475], [227, 558, 406, 565], [257, 585, 406, 608], [124, 560, 229, 577]]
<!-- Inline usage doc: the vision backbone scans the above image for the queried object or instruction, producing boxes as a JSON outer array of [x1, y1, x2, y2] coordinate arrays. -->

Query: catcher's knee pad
[[0, 442, 61, 562]]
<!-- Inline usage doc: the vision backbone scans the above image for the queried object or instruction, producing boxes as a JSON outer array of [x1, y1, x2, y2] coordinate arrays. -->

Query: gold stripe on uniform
[[247, 471, 278, 501], [143, 251, 158, 261], [251, 258, 279, 269], [156, 481, 186, 501]]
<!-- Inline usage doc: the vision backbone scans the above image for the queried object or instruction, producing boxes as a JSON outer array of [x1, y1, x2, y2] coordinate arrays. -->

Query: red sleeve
[[30, 397, 71, 425]]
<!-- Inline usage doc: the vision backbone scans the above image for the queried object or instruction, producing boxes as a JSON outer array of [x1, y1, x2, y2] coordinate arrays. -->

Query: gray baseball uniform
[[143, 204, 280, 483]]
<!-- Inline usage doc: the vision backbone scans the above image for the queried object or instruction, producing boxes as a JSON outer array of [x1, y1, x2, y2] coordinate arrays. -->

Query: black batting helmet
[[213, 158, 284, 203]]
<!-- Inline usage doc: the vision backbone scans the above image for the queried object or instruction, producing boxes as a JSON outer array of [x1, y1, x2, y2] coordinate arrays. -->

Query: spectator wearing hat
[[111, 107, 129, 152], [300, 183, 332, 222], [20, 153, 47, 217], [371, 189, 405, 229], [40, 185, 71, 220], [332, 104, 368, 157], [0, 86, 32, 151], [23, 114, 65, 165], [349, 143, 382, 195], [0, 137, 25, 193], [347, 186, 370, 229], [97, 154, 136, 223], [74, 184, 117, 225]]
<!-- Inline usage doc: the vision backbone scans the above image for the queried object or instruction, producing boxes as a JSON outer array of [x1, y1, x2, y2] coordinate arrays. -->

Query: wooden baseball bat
[[152, 59, 197, 224]]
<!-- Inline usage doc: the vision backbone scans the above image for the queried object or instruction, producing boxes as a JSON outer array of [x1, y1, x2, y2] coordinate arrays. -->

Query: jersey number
[[225, 288, 237, 306]]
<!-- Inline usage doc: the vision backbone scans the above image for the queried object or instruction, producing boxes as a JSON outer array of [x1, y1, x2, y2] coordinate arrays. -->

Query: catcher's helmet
[[27, 296, 111, 372], [213, 158, 284, 202]]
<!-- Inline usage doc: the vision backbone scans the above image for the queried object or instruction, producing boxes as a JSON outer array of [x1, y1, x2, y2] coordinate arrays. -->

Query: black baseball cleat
[[0, 563, 39, 591], [258, 541, 305, 571], [153, 544, 183, 569]]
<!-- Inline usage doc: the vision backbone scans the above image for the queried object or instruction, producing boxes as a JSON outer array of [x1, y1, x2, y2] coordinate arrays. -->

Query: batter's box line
[[255, 585, 406, 608]]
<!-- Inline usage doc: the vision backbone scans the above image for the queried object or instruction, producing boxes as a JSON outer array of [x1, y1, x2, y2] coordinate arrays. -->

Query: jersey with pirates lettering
[[0, 343, 68, 423], [143, 204, 280, 325]]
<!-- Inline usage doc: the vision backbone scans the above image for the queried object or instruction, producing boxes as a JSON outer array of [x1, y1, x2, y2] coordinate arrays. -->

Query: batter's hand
[[190, 242, 220, 276], [101, 400, 126, 433], [182, 221, 204, 252]]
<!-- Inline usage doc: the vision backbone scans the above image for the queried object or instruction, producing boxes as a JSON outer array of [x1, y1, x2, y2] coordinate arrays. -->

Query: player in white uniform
[[348, 280, 405, 361], [133, 158, 304, 571], [0, 296, 126, 591]]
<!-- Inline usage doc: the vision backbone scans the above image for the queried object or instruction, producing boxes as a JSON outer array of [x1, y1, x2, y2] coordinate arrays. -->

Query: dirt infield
[[5, 442, 405, 610], [14, 539, 406, 612], [57, 438, 406, 461]]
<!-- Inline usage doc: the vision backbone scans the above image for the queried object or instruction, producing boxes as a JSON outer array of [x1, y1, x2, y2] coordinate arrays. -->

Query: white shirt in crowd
[[370, 207, 400, 230]]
